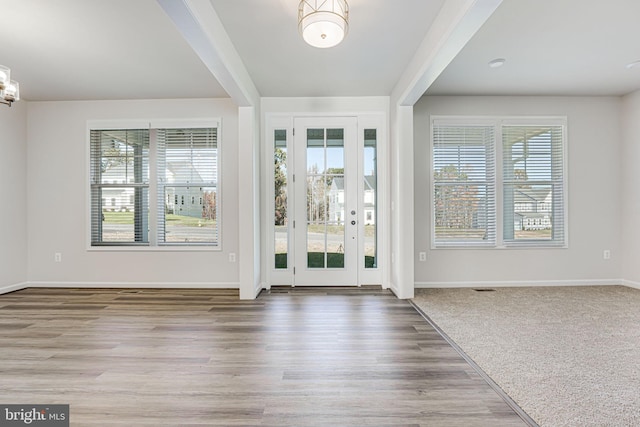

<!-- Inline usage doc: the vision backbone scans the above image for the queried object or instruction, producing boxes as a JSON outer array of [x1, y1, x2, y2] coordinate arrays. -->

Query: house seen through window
[[432, 117, 566, 248], [90, 124, 219, 246]]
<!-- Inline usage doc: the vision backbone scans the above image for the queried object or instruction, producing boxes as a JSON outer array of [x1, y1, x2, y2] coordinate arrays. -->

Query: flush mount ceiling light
[[298, 0, 349, 49], [0, 64, 20, 107], [488, 58, 506, 68]]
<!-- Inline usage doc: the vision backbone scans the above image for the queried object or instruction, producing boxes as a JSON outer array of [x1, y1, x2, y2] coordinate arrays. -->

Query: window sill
[[432, 244, 568, 250], [87, 245, 222, 253]]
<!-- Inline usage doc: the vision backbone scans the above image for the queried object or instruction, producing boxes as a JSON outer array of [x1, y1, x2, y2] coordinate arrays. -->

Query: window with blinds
[[502, 125, 565, 246], [157, 128, 218, 245], [431, 117, 567, 248], [89, 123, 219, 248], [90, 129, 150, 245], [432, 124, 496, 246]]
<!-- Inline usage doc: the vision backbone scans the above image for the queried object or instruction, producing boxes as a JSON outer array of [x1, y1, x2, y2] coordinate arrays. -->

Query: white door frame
[[264, 113, 387, 289]]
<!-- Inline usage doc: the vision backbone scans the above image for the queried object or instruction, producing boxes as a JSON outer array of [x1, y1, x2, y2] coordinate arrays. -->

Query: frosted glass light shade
[[4, 80, 19, 102], [0, 65, 10, 90], [298, 0, 349, 48]]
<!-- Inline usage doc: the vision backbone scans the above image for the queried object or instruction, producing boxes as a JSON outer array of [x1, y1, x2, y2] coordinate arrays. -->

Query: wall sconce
[[0, 65, 20, 107]]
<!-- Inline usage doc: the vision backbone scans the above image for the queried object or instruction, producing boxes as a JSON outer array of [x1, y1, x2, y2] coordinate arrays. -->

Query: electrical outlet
[[603, 249, 611, 260], [54, 252, 62, 263], [229, 253, 236, 262], [419, 252, 427, 262]]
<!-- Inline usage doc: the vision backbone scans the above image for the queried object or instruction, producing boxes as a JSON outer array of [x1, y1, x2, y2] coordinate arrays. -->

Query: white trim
[[415, 279, 623, 289], [252, 281, 263, 297], [150, 118, 219, 129], [86, 119, 150, 130], [432, 115, 568, 126], [27, 281, 239, 289], [0, 282, 28, 295], [86, 118, 220, 130], [264, 115, 294, 288], [357, 114, 386, 287], [389, 281, 403, 298], [149, 128, 159, 246], [622, 279, 640, 290], [86, 246, 221, 252], [263, 111, 388, 289], [7, 280, 633, 294]]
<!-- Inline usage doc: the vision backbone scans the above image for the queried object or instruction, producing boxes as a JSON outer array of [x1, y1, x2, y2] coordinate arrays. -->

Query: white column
[[238, 106, 262, 299], [390, 105, 415, 299]]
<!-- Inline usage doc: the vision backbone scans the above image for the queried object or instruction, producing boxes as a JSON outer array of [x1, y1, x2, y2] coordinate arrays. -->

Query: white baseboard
[[7, 279, 635, 296], [622, 279, 640, 290], [27, 281, 240, 289], [240, 281, 262, 300], [389, 281, 401, 297], [415, 278, 623, 289], [0, 282, 28, 295]]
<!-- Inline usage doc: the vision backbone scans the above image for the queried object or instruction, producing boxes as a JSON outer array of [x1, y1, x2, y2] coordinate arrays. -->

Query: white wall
[[621, 90, 640, 287], [0, 101, 28, 292], [261, 97, 390, 116], [414, 96, 622, 287], [26, 98, 241, 288]]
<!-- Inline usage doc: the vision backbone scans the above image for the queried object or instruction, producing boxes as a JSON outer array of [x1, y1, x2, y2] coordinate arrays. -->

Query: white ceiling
[[208, 0, 445, 97], [2, 0, 640, 102], [0, 0, 227, 101], [427, 0, 640, 96]]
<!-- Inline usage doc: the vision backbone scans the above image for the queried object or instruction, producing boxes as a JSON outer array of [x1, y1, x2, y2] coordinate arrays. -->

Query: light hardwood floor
[[0, 287, 529, 426]]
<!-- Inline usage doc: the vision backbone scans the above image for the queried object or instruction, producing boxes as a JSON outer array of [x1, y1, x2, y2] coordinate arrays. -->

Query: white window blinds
[[89, 121, 220, 248], [432, 124, 496, 246], [502, 125, 565, 246], [431, 117, 567, 249], [157, 128, 218, 245], [90, 129, 150, 245]]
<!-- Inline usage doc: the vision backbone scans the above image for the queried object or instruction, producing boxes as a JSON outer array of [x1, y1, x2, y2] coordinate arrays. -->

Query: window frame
[[87, 119, 222, 252], [430, 116, 568, 249], [431, 119, 497, 248]]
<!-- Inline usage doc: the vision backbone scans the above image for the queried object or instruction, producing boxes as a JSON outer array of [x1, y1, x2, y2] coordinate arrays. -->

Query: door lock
[[351, 220, 356, 225]]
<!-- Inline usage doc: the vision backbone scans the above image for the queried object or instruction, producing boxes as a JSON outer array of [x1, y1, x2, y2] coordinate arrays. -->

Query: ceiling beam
[[391, 0, 503, 106], [157, 0, 260, 107]]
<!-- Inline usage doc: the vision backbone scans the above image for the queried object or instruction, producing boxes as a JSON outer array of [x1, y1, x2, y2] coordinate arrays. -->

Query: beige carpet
[[412, 286, 640, 427]]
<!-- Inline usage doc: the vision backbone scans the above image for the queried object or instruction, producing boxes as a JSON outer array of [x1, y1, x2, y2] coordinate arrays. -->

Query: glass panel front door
[[306, 128, 345, 269], [294, 118, 358, 285]]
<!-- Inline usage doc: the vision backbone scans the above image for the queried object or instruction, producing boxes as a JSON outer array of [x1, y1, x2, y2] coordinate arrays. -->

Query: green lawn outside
[[165, 214, 215, 228], [306, 224, 376, 237], [102, 211, 134, 224], [435, 227, 552, 240], [275, 253, 376, 269], [102, 211, 215, 227]]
